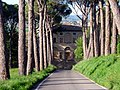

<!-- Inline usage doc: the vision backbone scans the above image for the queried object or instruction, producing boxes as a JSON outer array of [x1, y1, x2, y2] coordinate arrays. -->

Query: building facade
[[53, 25, 82, 61]]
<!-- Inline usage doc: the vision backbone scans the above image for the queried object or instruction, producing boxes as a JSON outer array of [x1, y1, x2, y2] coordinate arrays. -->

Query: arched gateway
[[52, 46, 76, 69], [53, 46, 74, 60], [64, 47, 72, 60]]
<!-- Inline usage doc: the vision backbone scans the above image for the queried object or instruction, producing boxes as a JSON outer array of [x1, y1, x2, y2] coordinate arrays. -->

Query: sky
[[69, 4, 82, 15], [2, 0, 80, 15], [2, 0, 18, 4], [2, 0, 80, 21]]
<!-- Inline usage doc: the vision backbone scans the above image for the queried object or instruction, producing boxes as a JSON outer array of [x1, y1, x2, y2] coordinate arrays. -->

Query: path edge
[[73, 70, 108, 90], [34, 70, 56, 90]]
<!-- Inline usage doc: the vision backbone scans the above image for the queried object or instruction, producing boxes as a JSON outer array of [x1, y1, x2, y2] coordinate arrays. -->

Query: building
[[53, 24, 82, 61]]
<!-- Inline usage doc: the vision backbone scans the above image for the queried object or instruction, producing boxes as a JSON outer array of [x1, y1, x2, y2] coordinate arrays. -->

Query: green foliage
[[117, 35, 120, 54], [0, 65, 56, 90], [74, 37, 83, 62], [47, 0, 72, 25], [117, 43, 120, 54], [2, 2, 18, 68], [74, 54, 120, 90]]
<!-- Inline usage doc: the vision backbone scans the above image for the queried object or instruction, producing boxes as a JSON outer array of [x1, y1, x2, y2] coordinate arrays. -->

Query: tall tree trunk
[[89, 3, 94, 58], [33, 19, 40, 72], [27, 0, 34, 75], [108, 0, 120, 34], [83, 29, 87, 59], [18, 0, 26, 75], [42, 4, 47, 69], [47, 22, 53, 64], [105, 1, 111, 56], [37, 0, 45, 70], [46, 21, 52, 65], [83, 28, 87, 59], [39, 11, 44, 70], [49, 28, 53, 61], [48, 19, 53, 62], [9, 30, 12, 68], [82, 11, 87, 59], [111, 18, 117, 54], [46, 30, 51, 65], [0, 0, 10, 80], [93, 2, 99, 57], [99, 0, 105, 55], [39, 13, 43, 70]]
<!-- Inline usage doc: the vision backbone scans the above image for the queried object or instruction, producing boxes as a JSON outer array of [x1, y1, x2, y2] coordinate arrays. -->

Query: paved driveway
[[33, 70, 107, 90]]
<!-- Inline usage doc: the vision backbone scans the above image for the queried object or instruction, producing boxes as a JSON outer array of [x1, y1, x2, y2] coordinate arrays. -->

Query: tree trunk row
[[83, 0, 119, 59]]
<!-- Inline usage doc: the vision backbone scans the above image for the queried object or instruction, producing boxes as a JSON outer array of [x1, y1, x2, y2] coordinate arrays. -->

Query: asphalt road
[[34, 70, 107, 90]]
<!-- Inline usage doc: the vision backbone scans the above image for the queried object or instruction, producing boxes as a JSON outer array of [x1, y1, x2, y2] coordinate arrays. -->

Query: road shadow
[[51, 59, 76, 70]]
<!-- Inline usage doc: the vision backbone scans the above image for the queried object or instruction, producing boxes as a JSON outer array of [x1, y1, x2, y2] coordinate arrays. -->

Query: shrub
[[117, 43, 120, 54], [0, 65, 56, 90], [74, 37, 83, 62]]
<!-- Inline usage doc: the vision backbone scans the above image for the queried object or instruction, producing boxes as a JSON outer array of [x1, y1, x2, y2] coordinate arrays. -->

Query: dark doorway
[[65, 52, 70, 60], [64, 47, 71, 60]]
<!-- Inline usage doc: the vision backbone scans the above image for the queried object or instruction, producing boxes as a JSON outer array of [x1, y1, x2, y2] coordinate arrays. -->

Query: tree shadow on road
[[51, 59, 76, 70]]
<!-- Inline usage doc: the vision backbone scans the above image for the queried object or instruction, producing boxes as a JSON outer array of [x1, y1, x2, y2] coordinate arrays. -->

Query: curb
[[74, 70, 108, 90], [34, 71, 55, 90]]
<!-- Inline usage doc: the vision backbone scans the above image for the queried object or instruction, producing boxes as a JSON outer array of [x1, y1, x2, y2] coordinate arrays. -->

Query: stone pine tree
[[18, 0, 26, 75], [82, 4, 88, 59], [99, 0, 105, 55], [111, 18, 117, 54], [105, 0, 111, 56], [93, 1, 99, 57], [46, 16, 53, 65], [0, 0, 10, 80], [37, 0, 44, 70], [49, 27, 53, 61], [26, 0, 39, 72], [45, 22, 52, 65], [33, 16, 40, 72], [27, 0, 34, 75], [89, 2, 94, 58], [46, 15, 53, 65], [46, 18, 53, 65], [108, 0, 120, 34], [33, 0, 40, 72], [42, 3, 47, 69]]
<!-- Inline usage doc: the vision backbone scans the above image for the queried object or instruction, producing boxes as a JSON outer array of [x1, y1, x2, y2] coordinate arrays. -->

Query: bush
[[117, 43, 120, 54], [0, 65, 56, 90], [73, 54, 120, 90], [74, 37, 83, 62], [117, 35, 120, 54]]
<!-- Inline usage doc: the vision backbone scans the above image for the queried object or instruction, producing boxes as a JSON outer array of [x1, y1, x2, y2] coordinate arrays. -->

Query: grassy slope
[[74, 54, 120, 90], [0, 65, 56, 90]]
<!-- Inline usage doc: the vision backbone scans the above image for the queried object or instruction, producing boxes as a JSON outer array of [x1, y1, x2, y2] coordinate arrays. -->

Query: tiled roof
[[53, 25, 82, 32]]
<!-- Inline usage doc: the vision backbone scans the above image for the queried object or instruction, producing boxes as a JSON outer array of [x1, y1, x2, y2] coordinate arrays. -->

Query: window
[[53, 38, 56, 43], [73, 33, 76, 35], [64, 33, 72, 43], [73, 38, 76, 43], [60, 33, 63, 35], [60, 38, 63, 43]]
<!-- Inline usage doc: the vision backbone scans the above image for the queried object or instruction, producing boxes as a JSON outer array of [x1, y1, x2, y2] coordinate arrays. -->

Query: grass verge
[[73, 54, 120, 90], [0, 65, 56, 90]]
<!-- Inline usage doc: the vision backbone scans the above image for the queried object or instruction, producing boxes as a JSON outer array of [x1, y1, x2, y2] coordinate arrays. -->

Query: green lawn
[[73, 54, 120, 90], [0, 65, 56, 90]]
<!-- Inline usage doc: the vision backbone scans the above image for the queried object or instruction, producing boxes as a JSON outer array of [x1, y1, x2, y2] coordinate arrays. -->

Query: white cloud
[[2, 0, 18, 4]]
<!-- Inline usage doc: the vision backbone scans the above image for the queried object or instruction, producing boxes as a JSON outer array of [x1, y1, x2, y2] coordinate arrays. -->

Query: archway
[[64, 47, 71, 60]]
